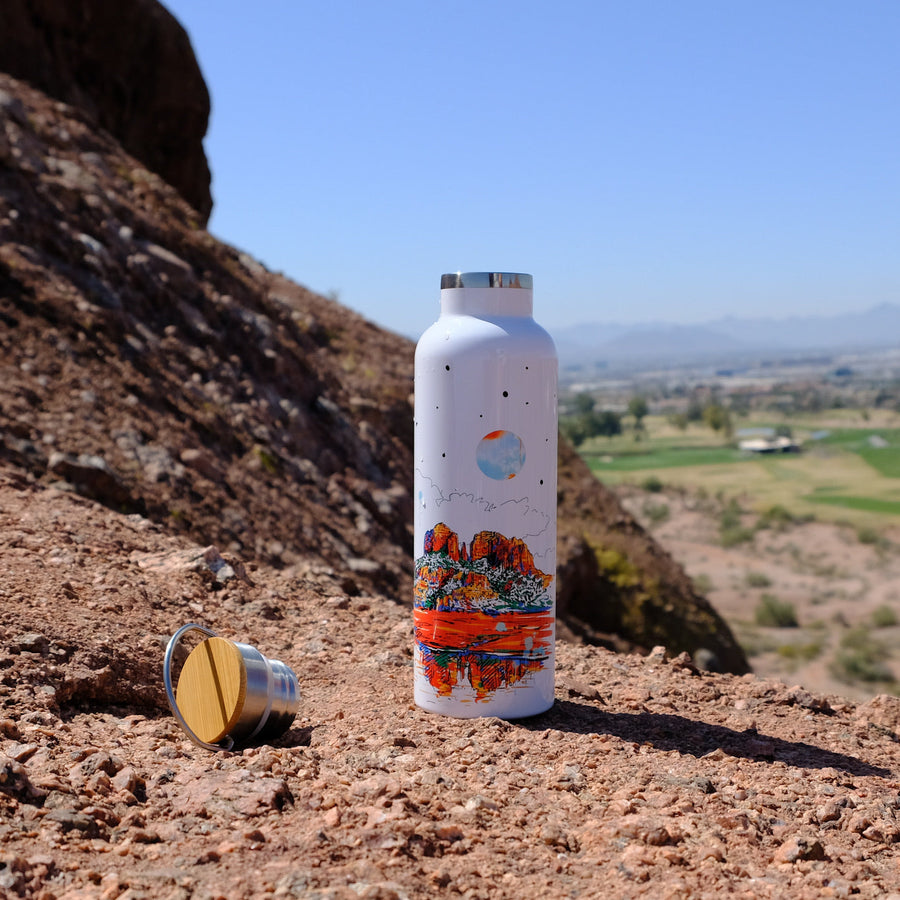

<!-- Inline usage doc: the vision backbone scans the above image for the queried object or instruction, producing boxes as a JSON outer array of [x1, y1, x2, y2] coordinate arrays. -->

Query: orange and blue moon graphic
[[476, 430, 525, 480]]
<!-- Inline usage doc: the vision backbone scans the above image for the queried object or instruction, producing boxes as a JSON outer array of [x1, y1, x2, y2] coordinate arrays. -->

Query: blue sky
[[164, 1, 899, 340]]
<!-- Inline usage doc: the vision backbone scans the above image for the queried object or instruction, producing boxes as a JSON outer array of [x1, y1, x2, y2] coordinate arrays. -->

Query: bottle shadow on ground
[[518, 699, 892, 778]]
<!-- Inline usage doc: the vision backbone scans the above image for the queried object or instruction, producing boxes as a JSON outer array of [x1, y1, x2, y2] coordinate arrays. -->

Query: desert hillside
[[0, 62, 746, 671]]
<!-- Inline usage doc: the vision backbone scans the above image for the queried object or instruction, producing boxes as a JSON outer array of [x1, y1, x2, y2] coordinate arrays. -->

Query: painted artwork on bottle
[[414, 523, 554, 700]]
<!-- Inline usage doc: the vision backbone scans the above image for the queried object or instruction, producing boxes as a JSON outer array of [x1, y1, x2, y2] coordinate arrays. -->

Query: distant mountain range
[[553, 302, 900, 365]]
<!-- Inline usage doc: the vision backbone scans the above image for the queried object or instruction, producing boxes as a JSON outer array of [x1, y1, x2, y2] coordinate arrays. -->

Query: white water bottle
[[413, 272, 558, 718]]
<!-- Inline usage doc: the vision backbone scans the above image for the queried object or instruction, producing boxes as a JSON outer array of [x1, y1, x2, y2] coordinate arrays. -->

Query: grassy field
[[581, 413, 900, 525]]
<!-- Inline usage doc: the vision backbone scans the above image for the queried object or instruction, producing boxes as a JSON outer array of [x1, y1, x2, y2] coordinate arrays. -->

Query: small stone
[[846, 813, 873, 834], [692, 777, 716, 794], [429, 869, 451, 888], [559, 676, 603, 701], [16, 633, 50, 655], [817, 798, 843, 823], [670, 652, 699, 674], [608, 797, 636, 817], [643, 825, 674, 846], [5, 743, 39, 763], [464, 795, 498, 811], [0, 719, 22, 740], [698, 843, 725, 862], [364, 807, 387, 828], [131, 829, 161, 844], [44, 808, 100, 836], [111, 766, 144, 795], [323, 807, 341, 827], [856, 694, 900, 735], [774, 836, 827, 863], [862, 820, 900, 843], [47, 452, 130, 506], [777, 685, 833, 714], [539, 824, 570, 849], [100, 873, 122, 900], [434, 824, 463, 842], [71, 751, 122, 780]]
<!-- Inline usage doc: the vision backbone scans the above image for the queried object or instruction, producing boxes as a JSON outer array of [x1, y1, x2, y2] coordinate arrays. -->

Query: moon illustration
[[476, 430, 526, 480]]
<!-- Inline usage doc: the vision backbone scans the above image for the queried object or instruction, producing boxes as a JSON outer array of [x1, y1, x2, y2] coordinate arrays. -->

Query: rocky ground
[[5, 471, 900, 899]]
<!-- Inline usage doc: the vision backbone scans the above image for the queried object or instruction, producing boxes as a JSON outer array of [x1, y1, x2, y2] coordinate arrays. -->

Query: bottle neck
[[440, 287, 533, 318]]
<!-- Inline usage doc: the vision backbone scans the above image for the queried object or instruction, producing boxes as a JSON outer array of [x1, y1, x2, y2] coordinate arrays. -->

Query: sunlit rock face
[[0, 0, 212, 223]]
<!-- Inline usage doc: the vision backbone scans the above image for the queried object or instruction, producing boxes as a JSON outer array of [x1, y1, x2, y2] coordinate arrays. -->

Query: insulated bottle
[[414, 272, 558, 718]]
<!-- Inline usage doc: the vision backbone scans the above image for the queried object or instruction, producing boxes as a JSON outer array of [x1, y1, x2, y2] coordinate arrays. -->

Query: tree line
[[561, 393, 735, 447]]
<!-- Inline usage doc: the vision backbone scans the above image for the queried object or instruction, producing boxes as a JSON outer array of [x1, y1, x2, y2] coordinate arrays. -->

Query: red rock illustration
[[415, 523, 554, 699], [423, 522, 459, 561]]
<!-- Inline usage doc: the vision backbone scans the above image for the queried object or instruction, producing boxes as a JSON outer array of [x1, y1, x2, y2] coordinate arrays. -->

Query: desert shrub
[[693, 573, 714, 595], [718, 498, 755, 546], [736, 627, 778, 658], [720, 498, 742, 530], [756, 504, 814, 532], [754, 594, 798, 628], [745, 571, 772, 588], [642, 501, 670, 525], [777, 640, 823, 663], [871, 605, 899, 628], [857, 526, 882, 546], [254, 445, 280, 475], [831, 627, 893, 683], [641, 475, 664, 493], [721, 526, 755, 548], [593, 547, 641, 589], [756, 504, 795, 531]]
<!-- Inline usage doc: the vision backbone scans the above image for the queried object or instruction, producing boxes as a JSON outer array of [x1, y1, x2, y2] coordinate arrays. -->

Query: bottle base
[[414, 685, 555, 720]]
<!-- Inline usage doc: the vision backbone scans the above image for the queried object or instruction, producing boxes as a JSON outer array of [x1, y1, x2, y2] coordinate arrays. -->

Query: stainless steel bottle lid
[[164, 623, 299, 752], [440, 272, 533, 290]]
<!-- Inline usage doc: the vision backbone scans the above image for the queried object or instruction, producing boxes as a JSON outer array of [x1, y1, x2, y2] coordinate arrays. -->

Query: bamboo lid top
[[175, 637, 247, 744]]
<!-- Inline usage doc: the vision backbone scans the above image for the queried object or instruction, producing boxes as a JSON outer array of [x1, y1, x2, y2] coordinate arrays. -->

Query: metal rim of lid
[[164, 623, 238, 751], [440, 272, 532, 290]]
